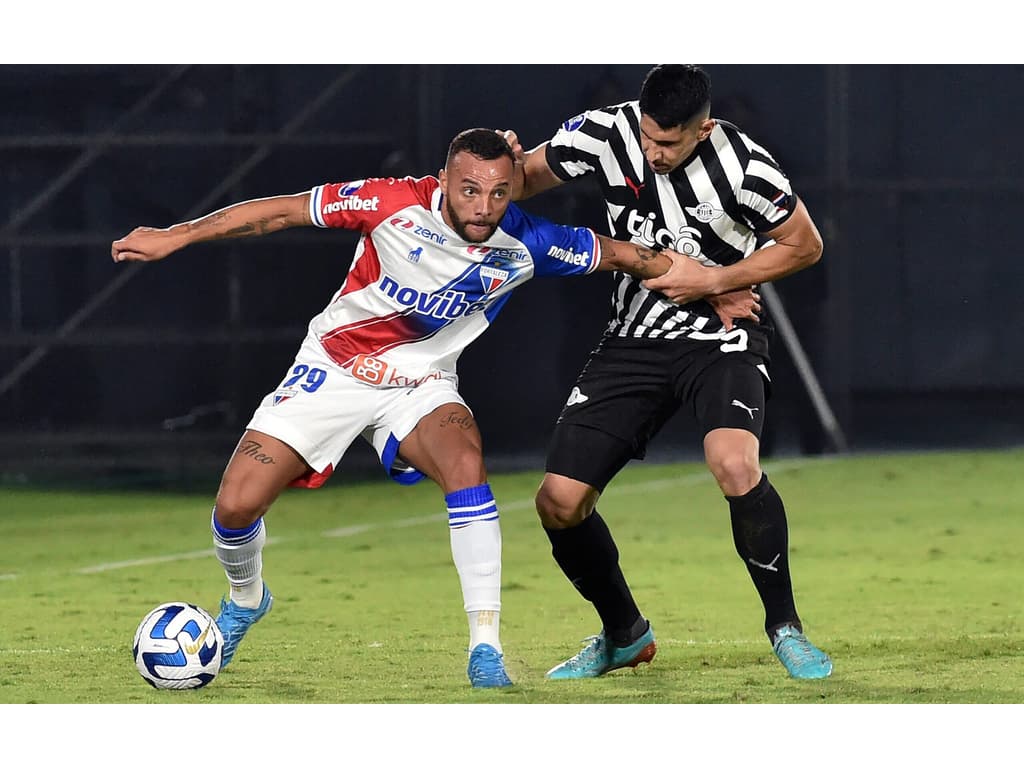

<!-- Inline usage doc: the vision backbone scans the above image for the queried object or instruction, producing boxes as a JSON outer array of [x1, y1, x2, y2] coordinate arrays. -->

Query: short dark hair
[[446, 128, 515, 168], [639, 65, 712, 130]]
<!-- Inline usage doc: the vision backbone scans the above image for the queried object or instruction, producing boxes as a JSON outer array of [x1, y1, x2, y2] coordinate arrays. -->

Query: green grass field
[[4, 447, 1020, 763], [2, 446, 1021, 709]]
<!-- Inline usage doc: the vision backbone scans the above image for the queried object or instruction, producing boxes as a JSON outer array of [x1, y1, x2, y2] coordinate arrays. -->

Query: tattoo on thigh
[[236, 439, 276, 465], [440, 411, 474, 430]]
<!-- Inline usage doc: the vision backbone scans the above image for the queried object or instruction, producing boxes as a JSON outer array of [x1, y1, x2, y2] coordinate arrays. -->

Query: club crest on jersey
[[562, 113, 586, 132], [685, 202, 725, 223], [272, 389, 295, 405], [407, 246, 422, 263], [479, 266, 509, 292]]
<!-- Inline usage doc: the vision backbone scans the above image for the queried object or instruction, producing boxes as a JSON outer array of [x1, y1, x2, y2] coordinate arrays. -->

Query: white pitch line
[[76, 548, 215, 574], [322, 523, 376, 537], [76, 537, 284, 574], [75, 458, 822, 574]]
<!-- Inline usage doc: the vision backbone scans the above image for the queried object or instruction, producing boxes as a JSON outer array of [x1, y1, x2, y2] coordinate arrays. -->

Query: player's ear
[[438, 168, 448, 193], [698, 118, 716, 140]]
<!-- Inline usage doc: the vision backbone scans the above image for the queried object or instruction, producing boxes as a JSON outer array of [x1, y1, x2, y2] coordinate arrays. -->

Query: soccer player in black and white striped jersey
[[505, 64, 833, 680]]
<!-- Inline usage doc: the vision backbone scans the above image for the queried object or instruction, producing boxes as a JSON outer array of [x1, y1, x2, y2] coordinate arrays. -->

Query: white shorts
[[246, 335, 468, 488]]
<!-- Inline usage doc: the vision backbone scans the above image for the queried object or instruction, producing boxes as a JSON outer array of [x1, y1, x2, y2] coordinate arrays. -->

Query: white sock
[[211, 509, 266, 608], [468, 610, 502, 653], [446, 484, 502, 654]]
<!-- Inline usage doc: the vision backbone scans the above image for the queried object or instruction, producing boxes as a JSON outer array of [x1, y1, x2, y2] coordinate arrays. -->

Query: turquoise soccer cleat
[[215, 583, 273, 669], [771, 624, 833, 679], [467, 643, 513, 688], [546, 624, 657, 680]]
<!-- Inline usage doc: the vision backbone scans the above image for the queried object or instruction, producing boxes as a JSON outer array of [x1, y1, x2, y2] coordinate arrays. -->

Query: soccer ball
[[133, 601, 224, 690]]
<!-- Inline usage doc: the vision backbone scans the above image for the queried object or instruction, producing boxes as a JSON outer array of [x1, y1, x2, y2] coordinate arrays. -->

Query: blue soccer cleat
[[546, 624, 657, 680], [215, 583, 273, 669], [467, 643, 513, 688], [771, 624, 833, 679]]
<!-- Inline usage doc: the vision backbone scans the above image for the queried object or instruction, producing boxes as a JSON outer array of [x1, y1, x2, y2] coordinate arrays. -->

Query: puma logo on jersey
[[731, 399, 759, 419], [565, 387, 589, 406], [625, 176, 645, 199]]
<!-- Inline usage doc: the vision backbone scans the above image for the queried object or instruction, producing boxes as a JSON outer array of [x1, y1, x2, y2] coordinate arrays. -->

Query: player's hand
[[111, 226, 181, 263], [498, 129, 525, 166], [706, 288, 761, 331], [641, 249, 714, 304]]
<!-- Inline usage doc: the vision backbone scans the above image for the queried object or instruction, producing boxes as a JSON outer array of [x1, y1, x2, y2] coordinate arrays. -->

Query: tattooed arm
[[111, 192, 312, 263], [594, 235, 673, 280]]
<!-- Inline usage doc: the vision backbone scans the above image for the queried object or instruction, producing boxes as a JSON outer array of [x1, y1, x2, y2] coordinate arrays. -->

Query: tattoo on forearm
[[634, 245, 657, 262], [236, 439, 276, 464], [189, 212, 275, 238], [627, 245, 661, 277], [440, 411, 475, 430], [227, 218, 275, 237]]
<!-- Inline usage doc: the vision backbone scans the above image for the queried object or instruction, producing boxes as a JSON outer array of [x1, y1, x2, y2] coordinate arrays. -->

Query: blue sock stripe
[[212, 514, 264, 544], [445, 483, 498, 528], [446, 514, 497, 528], [447, 500, 498, 515], [444, 483, 494, 509], [448, 506, 499, 521]]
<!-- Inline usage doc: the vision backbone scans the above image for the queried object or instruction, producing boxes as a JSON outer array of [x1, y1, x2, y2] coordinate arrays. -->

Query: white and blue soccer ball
[[133, 601, 223, 690]]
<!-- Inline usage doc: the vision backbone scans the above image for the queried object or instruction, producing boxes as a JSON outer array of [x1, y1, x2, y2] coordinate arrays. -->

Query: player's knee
[[214, 484, 270, 529], [535, 482, 588, 528], [707, 451, 761, 497], [438, 449, 487, 494]]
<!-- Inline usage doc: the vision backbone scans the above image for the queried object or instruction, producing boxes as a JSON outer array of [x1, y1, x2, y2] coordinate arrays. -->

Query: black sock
[[726, 472, 801, 638], [544, 510, 645, 646]]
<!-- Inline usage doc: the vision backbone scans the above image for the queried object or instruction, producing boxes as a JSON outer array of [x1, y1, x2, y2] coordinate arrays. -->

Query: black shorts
[[545, 335, 771, 491]]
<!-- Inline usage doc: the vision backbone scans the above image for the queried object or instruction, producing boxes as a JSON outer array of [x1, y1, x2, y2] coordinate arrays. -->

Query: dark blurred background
[[1, 64, 1021, 489]]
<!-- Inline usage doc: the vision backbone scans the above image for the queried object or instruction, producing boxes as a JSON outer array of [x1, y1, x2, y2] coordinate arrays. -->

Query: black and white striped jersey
[[544, 100, 797, 348]]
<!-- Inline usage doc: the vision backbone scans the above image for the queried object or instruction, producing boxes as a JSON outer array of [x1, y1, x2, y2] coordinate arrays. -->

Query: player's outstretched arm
[[595, 236, 673, 279], [111, 192, 312, 263]]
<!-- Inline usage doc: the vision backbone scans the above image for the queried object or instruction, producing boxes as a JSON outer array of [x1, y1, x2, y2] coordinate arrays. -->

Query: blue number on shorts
[[302, 367, 327, 392], [282, 364, 327, 393], [283, 364, 309, 387]]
